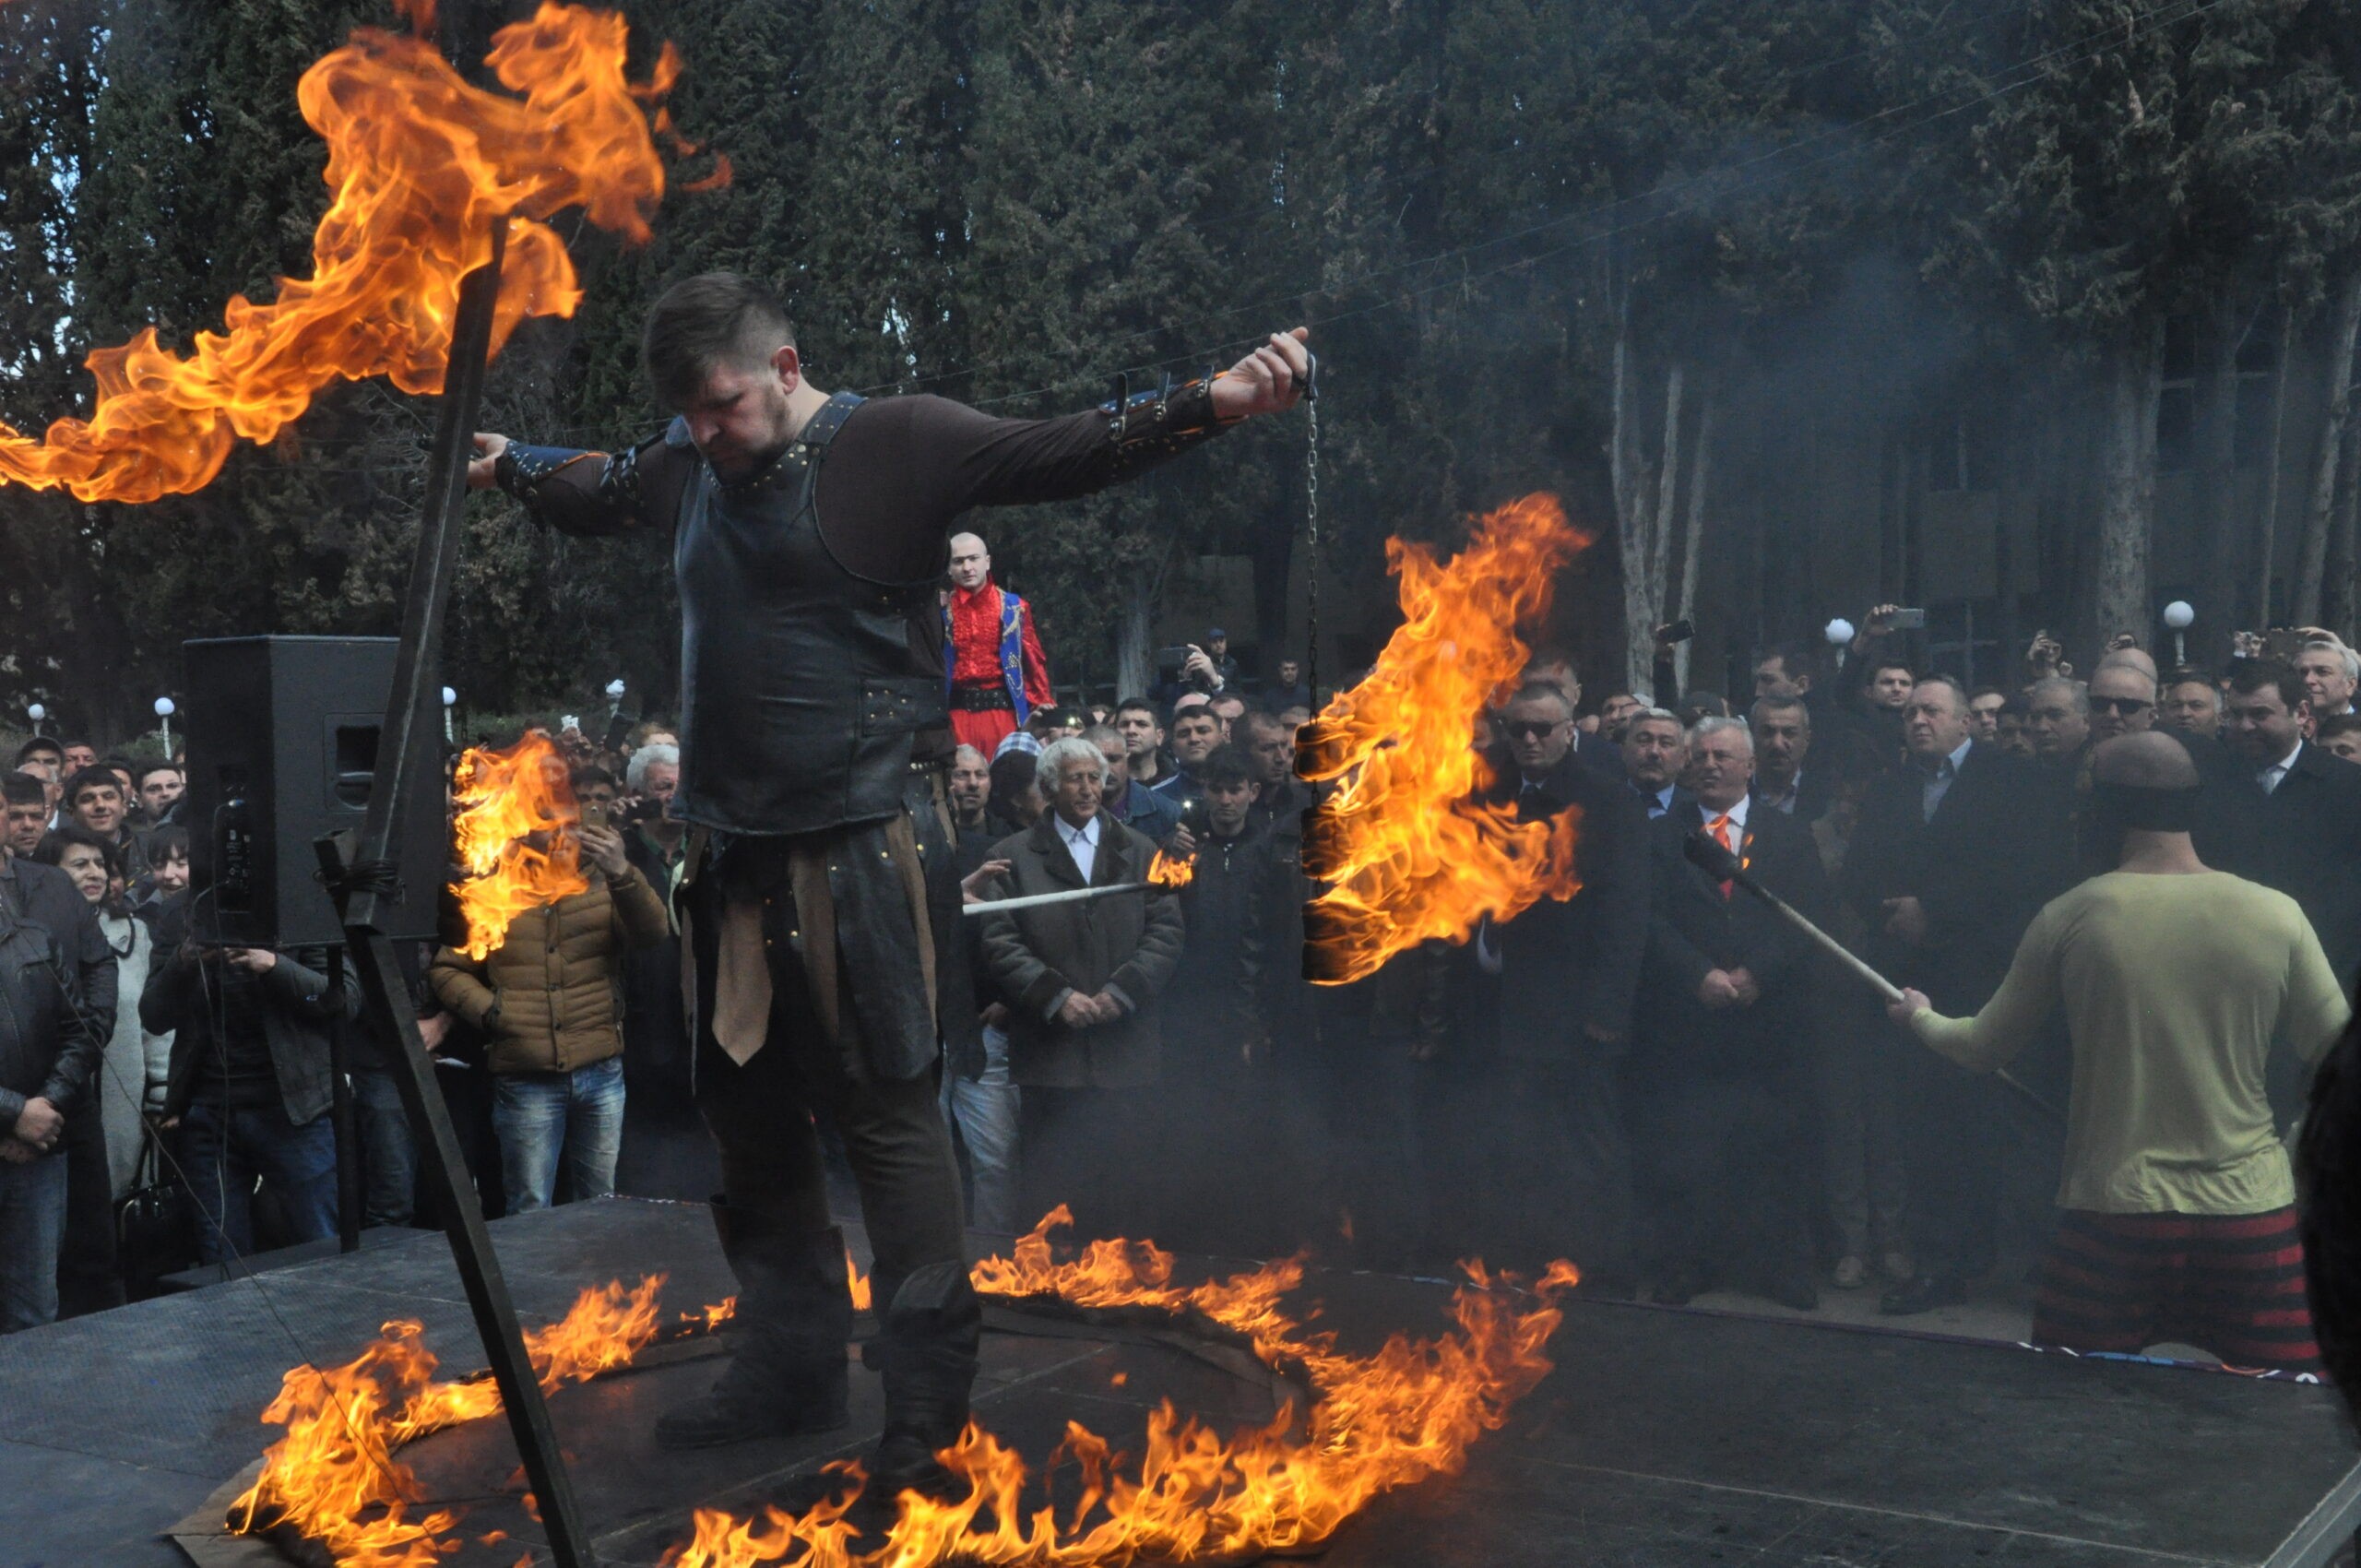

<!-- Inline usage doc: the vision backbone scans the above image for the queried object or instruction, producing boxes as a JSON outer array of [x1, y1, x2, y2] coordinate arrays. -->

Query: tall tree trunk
[[1650, 362, 1686, 597], [1672, 388, 1715, 695], [2256, 311, 2296, 626], [2197, 297, 2250, 634], [2095, 321, 2165, 643], [1612, 307, 1666, 691], [1116, 534, 1176, 704], [2294, 266, 2361, 627]]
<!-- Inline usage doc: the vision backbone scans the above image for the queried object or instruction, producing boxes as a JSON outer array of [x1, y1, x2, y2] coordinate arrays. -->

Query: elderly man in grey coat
[[979, 735, 1184, 1238]]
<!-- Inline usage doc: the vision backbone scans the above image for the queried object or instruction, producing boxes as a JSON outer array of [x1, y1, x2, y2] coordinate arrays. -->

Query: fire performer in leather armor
[[468, 272, 1310, 1496]]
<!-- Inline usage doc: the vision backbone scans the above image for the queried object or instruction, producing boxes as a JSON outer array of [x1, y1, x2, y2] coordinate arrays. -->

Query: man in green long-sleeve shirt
[[1890, 732, 2348, 1371]]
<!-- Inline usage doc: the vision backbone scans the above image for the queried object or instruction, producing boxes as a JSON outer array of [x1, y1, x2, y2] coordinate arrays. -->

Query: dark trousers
[[693, 1009, 964, 1317], [1149, 1025, 1312, 1259], [1631, 1073, 1812, 1286], [1303, 1001, 1430, 1269], [178, 1102, 339, 1265], [1426, 1052, 1633, 1287], [56, 1104, 122, 1316], [351, 1067, 417, 1229], [1893, 1028, 2002, 1278], [1014, 1085, 1157, 1244]]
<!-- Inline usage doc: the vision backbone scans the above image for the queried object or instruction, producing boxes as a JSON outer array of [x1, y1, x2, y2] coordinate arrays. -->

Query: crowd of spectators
[[1, 598, 2355, 1376]]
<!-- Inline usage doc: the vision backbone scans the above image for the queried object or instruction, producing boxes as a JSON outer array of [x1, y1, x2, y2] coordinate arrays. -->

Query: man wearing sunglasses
[[2086, 663, 2158, 747], [1443, 683, 1653, 1293]]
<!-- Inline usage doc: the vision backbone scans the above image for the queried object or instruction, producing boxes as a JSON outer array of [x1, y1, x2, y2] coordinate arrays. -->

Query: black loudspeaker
[[183, 636, 445, 948]]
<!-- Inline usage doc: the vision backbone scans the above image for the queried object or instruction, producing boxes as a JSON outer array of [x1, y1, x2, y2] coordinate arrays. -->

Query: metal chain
[[1304, 390, 1321, 709]]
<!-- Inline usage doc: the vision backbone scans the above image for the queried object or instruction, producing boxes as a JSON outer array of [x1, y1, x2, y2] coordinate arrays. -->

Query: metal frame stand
[[312, 222, 599, 1567]]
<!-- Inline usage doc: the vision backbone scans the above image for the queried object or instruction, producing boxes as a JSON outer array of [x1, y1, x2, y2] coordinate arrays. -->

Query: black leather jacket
[[0, 900, 101, 1136]]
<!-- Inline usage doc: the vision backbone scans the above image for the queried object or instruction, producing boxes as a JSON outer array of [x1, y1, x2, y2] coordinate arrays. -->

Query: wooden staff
[[964, 881, 1157, 917], [1682, 829, 2064, 1124]]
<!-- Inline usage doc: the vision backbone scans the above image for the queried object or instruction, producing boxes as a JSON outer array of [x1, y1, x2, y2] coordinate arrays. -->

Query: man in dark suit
[[1622, 708, 1694, 821], [1749, 695, 1833, 823], [1434, 683, 1651, 1289], [1631, 717, 1830, 1309], [2222, 659, 2361, 991], [1842, 674, 2072, 1313]]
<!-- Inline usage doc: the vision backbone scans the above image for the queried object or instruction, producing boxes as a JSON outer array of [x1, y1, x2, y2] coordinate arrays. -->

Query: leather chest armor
[[672, 391, 947, 837]]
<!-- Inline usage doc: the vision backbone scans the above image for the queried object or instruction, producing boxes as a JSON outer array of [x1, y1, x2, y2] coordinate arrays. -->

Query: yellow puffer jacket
[[428, 867, 671, 1075]]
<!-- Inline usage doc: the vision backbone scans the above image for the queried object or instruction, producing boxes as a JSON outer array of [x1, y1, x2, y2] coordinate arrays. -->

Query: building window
[[1925, 600, 2002, 690], [1922, 398, 1998, 493]]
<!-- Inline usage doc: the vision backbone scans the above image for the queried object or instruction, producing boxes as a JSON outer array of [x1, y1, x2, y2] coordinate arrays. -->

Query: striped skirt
[[2033, 1207, 2319, 1372]]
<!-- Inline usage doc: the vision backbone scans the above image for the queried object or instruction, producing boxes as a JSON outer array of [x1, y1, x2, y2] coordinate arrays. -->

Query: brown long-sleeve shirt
[[501, 386, 1226, 580]]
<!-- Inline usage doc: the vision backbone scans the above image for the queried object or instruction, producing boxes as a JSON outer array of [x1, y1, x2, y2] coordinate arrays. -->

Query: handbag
[[115, 1123, 196, 1298]]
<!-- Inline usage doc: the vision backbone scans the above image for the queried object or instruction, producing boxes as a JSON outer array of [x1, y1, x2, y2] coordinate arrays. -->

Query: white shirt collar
[[2267, 741, 2302, 776], [1703, 794, 1750, 830], [1055, 813, 1101, 848]]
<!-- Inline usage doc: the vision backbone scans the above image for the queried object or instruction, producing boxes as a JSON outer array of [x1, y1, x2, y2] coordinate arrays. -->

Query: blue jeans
[[492, 1056, 625, 1215], [179, 1102, 340, 1265], [0, 1149, 67, 1332], [352, 1068, 417, 1228], [942, 1026, 1022, 1233]]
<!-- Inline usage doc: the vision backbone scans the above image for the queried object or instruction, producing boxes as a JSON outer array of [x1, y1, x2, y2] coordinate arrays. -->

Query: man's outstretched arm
[[945, 328, 1311, 507], [465, 428, 684, 538], [1886, 903, 2064, 1073]]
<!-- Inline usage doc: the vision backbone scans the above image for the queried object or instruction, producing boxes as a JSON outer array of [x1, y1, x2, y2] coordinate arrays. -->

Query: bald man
[[943, 531, 1053, 754], [1891, 732, 2348, 1372]]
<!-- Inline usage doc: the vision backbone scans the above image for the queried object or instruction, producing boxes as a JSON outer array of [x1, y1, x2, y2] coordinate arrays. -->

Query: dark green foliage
[[3, 0, 2357, 737]]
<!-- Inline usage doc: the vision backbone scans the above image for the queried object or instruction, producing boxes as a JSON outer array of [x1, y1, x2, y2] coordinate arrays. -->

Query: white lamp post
[[442, 685, 458, 743], [153, 696, 175, 756], [605, 677, 626, 714], [25, 703, 44, 735], [2163, 600, 2194, 668], [1824, 617, 1857, 669]]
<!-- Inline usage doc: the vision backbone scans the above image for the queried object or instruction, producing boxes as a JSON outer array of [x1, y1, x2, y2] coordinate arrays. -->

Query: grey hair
[[951, 743, 989, 769], [2026, 675, 2088, 714], [1689, 715, 1754, 754], [1628, 706, 1682, 728], [2304, 639, 2361, 683], [1036, 734, 1110, 793], [625, 742, 680, 791]]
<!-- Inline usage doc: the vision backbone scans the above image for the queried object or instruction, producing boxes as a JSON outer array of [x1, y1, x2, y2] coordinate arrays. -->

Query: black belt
[[949, 683, 1014, 713]]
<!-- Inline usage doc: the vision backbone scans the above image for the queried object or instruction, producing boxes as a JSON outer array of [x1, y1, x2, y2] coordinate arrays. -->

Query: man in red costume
[[943, 531, 1054, 753]]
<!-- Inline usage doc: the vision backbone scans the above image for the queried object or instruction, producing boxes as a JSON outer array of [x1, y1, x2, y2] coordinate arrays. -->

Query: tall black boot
[[656, 1198, 853, 1450], [865, 1259, 982, 1499]]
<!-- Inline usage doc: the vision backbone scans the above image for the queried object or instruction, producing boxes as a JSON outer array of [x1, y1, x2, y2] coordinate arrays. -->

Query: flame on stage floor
[[1299, 493, 1595, 984], [231, 1211, 1576, 1567], [0, 3, 708, 504]]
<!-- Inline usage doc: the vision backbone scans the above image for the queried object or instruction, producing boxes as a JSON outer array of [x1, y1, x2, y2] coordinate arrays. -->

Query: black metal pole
[[327, 947, 361, 1253], [316, 220, 599, 1568]]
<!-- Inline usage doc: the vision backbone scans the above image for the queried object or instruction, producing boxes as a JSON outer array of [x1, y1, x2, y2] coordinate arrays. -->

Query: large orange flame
[[1299, 493, 1595, 985], [0, 4, 694, 504], [237, 1213, 1576, 1567], [675, 1206, 1576, 1567], [449, 732, 589, 960], [229, 1276, 662, 1567]]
